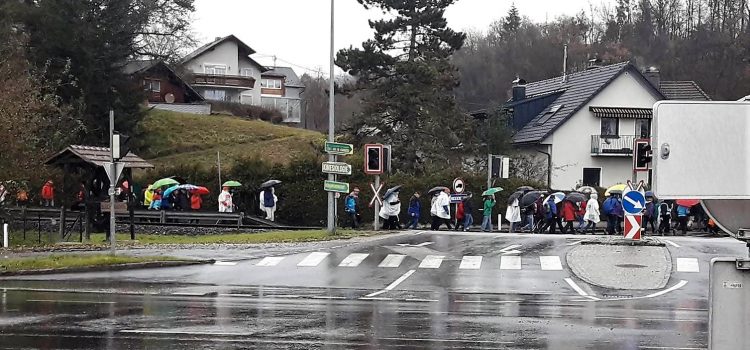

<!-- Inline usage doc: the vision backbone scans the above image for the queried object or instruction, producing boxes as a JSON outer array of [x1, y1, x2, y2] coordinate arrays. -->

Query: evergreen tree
[[336, 0, 468, 173]]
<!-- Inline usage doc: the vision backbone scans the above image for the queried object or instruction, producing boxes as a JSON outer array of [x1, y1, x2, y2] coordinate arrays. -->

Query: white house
[[260, 66, 305, 123], [497, 61, 710, 190]]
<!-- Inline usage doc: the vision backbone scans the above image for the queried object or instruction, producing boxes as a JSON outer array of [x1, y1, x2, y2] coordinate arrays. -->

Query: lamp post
[[326, 0, 336, 234]]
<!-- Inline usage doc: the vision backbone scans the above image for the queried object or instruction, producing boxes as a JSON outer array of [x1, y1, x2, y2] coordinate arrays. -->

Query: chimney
[[215, 36, 222, 41], [644, 66, 661, 89], [512, 77, 527, 102], [586, 56, 602, 70]]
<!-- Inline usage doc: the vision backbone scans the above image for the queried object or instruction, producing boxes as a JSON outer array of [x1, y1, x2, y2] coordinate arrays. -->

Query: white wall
[[149, 103, 211, 115], [185, 40, 240, 75], [238, 56, 262, 105], [544, 70, 659, 189]]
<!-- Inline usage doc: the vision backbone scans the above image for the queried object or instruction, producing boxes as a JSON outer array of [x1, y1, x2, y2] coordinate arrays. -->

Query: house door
[[582, 168, 601, 187]]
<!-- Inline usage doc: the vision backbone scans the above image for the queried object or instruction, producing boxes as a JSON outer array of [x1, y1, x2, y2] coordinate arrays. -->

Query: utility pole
[[108, 110, 116, 254], [326, 0, 336, 234]]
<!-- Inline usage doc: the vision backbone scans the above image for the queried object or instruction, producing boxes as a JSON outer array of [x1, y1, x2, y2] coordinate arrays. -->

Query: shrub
[[209, 101, 284, 124]]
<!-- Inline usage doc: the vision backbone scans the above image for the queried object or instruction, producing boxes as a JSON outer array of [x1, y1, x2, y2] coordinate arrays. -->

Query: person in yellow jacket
[[143, 185, 154, 208]]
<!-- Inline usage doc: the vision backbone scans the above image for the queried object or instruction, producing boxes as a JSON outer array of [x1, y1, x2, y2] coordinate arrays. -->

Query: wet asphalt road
[[0, 231, 746, 349]]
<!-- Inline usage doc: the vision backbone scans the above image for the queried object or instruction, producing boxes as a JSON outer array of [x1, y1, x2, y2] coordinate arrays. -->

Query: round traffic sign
[[622, 190, 646, 215], [453, 178, 465, 194]]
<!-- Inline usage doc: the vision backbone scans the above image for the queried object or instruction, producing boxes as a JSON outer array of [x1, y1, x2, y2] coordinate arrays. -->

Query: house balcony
[[192, 73, 255, 89], [591, 135, 636, 156]]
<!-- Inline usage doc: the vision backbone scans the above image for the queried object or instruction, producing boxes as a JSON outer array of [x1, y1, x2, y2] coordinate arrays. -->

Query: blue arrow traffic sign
[[622, 190, 646, 215]]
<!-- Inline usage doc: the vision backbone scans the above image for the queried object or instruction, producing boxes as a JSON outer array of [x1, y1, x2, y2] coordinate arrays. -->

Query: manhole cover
[[616, 263, 647, 268]]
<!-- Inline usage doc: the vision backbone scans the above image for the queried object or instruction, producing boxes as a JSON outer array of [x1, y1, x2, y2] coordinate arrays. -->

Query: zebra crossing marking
[[500, 256, 522, 270], [459, 256, 482, 270], [676, 258, 700, 272], [339, 253, 369, 267], [378, 254, 406, 268], [297, 252, 330, 267], [540, 256, 563, 271], [419, 255, 445, 269], [256, 257, 285, 266]]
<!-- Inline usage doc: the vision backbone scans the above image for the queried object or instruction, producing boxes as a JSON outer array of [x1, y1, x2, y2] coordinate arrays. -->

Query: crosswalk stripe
[[500, 256, 522, 270], [297, 252, 330, 267], [378, 254, 406, 268], [676, 258, 700, 272], [419, 255, 445, 269], [540, 256, 563, 271], [459, 256, 482, 270], [256, 257, 285, 266], [339, 253, 369, 267]]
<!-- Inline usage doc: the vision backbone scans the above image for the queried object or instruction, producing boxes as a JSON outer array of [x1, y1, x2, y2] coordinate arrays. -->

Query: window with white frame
[[143, 79, 161, 93], [241, 68, 254, 77], [204, 64, 227, 75], [203, 89, 227, 101], [261, 78, 282, 89]]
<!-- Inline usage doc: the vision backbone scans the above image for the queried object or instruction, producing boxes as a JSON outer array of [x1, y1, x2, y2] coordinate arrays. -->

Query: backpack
[[543, 202, 552, 216], [659, 203, 670, 217], [16, 190, 28, 202], [263, 190, 275, 208], [602, 198, 616, 215]]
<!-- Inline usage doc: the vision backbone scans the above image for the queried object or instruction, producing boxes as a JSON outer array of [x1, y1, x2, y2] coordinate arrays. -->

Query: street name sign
[[322, 162, 352, 175], [624, 214, 642, 240], [325, 142, 354, 155], [622, 190, 646, 215], [450, 194, 468, 203], [324, 180, 349, 193]]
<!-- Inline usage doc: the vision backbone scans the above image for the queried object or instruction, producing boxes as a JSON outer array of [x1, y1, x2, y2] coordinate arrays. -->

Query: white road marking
[[418, 255, 445, 269], [663, 239, 680, 248], [566, 240, 584, 246], [297, 252, 330, 267], [338, 253, 369, 267], [403, 298, 439, 302], [256, 257, 285, 266], [459, 256, 482, 270], [213, 261, 237, 266], [413, 231, 426, 235], [644, 280, 689, 298], [676, 258, 700, 272], [26, 299, 115, 304], [500, 256, 522, 270], [540, 256, 563, 270], [564, 278, 595, 300], [378, 254, 406, 268], [501, 249, 522, 255], [415, 242, 434, 247], [499, 244, 522, 252], [384, 270, 416, 290], [364, 269, 416, 297], [359, 296, 393, 301]]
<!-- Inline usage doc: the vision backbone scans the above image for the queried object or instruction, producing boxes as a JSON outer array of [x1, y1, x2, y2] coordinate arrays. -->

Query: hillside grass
[[138, 109, 325, 168]]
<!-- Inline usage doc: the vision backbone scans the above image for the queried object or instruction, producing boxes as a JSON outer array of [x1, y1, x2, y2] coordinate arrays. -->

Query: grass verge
[[0, 254, 184, 273], [8, 229, 378, 247]]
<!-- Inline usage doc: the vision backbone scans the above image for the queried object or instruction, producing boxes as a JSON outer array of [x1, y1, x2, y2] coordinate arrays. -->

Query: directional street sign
[[324, 142, 354, 155], [321, 162, 352, 175], [624, 214, 642, 240], [323, 180, 349, 193], [622, 190, 646, 215]]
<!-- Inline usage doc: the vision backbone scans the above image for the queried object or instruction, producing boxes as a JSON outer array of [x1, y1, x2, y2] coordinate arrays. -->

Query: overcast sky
[[192, 0, 595, 76]]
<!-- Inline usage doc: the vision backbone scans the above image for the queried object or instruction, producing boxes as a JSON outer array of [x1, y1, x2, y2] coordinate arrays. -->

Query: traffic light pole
[[373, 175, 380, 231], [109, 110, 116, 254]]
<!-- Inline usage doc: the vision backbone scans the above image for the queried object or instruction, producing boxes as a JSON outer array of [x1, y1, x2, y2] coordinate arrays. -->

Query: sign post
[[622, 189, 646, 240]]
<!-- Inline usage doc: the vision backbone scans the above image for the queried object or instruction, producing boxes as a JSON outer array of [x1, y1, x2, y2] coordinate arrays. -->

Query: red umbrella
[[190, 186, 210, 195], [676, 199, 700, 207]]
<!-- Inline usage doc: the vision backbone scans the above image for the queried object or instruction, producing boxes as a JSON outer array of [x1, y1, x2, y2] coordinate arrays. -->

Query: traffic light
[[112, 133, 131, 160], [489, 155, 510, 179], [364, 144, 384, 175], [634, 139, 652, 171]]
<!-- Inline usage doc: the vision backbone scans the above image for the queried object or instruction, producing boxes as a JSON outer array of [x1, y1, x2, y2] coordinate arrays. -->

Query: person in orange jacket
[[191, 193, 203, 212], [561, 199, 577, 234], [41, 180, 55, 207]]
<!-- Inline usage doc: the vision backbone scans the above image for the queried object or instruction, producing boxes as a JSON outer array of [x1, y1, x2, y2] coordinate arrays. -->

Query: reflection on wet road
[[0, 231, 743, 349]]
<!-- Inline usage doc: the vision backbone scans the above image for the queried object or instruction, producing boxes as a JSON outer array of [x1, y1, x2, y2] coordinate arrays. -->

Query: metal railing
[[591, 135, 636, 156], [193, 73, 255, 88]]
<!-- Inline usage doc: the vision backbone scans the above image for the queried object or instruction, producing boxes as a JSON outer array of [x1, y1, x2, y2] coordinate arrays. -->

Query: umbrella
[[428, 186, 449, 195], [152, 178, 179, 189], [507, 190, 523, 204], [384, 185, 402, 199], [191, 186, 210, 195], [482, 187, 503, 196], [576, 186, 596, 194], [565, 192, 587, 203], [676, 199, 700, 207], [520, 191, 544, 207], [162, 186, 179, 198], [544, 192, 566, 204], [517, 186, 535, 192], [223, 181, 242, 187], [260, 179, 282, 189], [605, 184, 627, 196], [175, 184, 199, 191]]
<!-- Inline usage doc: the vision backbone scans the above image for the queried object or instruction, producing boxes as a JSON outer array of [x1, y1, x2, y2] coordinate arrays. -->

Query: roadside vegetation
[[6, 229, 378, 248], [0, 254, 183, 273]]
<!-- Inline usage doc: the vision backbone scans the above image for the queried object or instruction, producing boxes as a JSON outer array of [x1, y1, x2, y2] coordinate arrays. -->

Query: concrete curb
[[0, 259, 215, 277], [580, 236, 666, 247], [567, 244, 672, 290]]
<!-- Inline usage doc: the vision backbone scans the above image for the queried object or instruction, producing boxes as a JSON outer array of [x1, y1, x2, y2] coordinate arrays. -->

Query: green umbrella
[[152, 178, 179, 189], [482, 187, 503, 196], [222, 180, 242, 187]]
